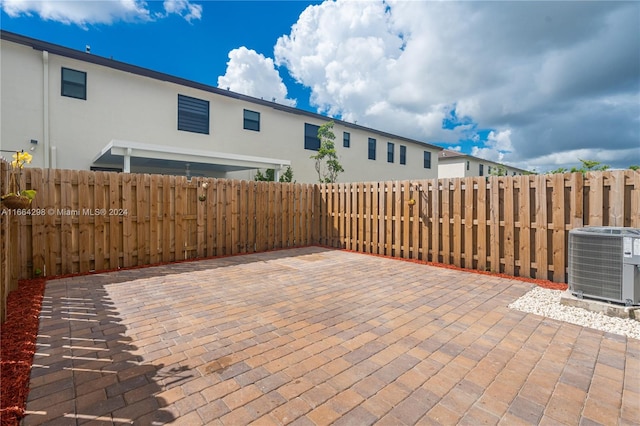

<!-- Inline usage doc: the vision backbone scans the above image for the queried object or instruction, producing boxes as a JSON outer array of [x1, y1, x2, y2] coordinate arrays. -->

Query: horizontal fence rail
[[317, 171, 640, 283], [1, 161, 639, 322]]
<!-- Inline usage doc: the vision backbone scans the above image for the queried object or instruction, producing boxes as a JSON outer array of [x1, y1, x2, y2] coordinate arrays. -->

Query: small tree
[[280, 166, 294, 183], [629, 165, 639, 171], [546, 167, 568, 175], [488, 165, 508, 176], [546, 159, 610, 174], [570, 159, 610, 173], [310, 121, 344, 183], [254, 166, 294, 182]]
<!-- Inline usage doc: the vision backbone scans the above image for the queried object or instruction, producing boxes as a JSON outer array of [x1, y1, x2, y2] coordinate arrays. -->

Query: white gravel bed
[[508, 287, 640, 340]]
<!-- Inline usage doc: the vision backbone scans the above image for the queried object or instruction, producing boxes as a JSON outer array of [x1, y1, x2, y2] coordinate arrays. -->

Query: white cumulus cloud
[[0, 0, 202, 26], [272, 0, 640, 171], [162, 0, 201, 22], [217, 47, 296, 107]]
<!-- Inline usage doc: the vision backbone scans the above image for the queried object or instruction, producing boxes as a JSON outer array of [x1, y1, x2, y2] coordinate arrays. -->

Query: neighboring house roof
[[438, 149, 529, 173], [438, 150, 468, 160], [1, 30, 443, 153]]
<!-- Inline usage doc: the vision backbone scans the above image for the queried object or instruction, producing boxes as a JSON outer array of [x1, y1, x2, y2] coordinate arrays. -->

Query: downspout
[[43, 50, 50, 168]]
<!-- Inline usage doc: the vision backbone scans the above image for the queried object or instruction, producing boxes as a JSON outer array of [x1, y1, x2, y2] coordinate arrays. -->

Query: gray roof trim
[[1, 30, 442, 152]]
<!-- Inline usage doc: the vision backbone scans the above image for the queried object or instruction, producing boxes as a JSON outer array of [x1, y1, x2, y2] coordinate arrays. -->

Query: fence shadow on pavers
[[22, 246, 334, 424], [23, 274, 177, 425]]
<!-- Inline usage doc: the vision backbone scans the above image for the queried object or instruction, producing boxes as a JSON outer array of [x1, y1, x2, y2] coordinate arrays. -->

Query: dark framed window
[[400, 145, 407, 165], [423, 151, 432, 169], [178, 94, 209, 134], [61, 67, 86, 100], [387, 142, 394, 163], [368, 138, 376, 160], [343, 132, 350, 148], [243, 109, 260, 131], [488, 166, 492, 174], [304, 123, 320, 150], [466, 160, 470, 171], [479, 164, 484, 176]]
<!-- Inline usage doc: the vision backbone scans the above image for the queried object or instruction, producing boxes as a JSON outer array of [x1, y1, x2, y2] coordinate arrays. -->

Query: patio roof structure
[[93, 139, 291, 178]]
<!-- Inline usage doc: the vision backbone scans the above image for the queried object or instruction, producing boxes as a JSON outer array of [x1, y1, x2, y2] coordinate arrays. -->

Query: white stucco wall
[[437, 162, 466, 179], [1, 37, 441, 184], [438, 157, 527, 178]]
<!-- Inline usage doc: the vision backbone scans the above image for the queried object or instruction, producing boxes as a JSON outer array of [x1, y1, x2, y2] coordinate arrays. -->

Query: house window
[[178, 94, 209, 134], [400, 145, 407, 165], [423, 151, 432, 169], [368, 138, 376, 160], [304, 123, 320, 150], [243, 109, 260, 131], [343, 132, 350, 148], [466, 160, 470, 171], [61, 67, 86, 100], [387, 142, 394, 163], [479, 164, 484, 176], [488, 166, 492, 175]]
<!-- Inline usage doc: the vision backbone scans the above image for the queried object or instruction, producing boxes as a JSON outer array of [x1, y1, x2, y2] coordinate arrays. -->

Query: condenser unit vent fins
[[568, 233, 622, 301]]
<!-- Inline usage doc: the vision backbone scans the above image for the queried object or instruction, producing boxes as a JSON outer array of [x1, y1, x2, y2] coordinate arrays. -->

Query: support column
[[124, 148, 132, 173]]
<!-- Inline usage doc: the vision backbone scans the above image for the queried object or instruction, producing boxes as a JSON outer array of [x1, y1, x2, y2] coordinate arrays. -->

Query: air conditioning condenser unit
[[568, 227, 640, 306]]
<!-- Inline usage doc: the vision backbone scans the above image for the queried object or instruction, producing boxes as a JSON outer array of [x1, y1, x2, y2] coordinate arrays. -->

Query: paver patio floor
[[24, 247, 639, 425]]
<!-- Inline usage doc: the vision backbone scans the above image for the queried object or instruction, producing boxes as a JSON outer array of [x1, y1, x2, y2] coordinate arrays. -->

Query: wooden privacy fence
[[1, 162, 639, 321], [1, 160, 17, 322], [9, 166, 317, 280], [317, 171, 640, 283]]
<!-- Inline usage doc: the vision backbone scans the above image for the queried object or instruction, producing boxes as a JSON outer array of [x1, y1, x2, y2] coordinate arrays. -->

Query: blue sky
[[1, 0, 639, 172], [0, 1, 318, 108]]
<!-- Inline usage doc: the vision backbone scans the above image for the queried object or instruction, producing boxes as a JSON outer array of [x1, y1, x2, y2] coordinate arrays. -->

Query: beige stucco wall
[[437, 162, 466, 179], [1, 40, 45, 167], [1, 38, 440, 183]]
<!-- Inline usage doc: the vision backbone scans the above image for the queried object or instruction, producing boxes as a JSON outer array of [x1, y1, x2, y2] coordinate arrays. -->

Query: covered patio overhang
[[92, 140, 291, 179]]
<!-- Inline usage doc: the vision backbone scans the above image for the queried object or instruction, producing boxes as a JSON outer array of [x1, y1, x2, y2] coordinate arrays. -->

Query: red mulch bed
[[0, 248, 566, 425], [1, 278, 45, 426]]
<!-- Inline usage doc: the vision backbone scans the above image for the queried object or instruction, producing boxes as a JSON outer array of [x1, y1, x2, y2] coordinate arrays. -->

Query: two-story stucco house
[[437, 150, 529, 178], [1, 30, 443, 183]]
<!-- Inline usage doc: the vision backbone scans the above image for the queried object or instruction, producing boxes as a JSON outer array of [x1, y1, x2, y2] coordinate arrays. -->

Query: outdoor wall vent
[[568, 227, 640, 306]]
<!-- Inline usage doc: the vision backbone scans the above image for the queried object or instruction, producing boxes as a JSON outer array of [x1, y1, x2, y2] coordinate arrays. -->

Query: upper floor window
[[304, 123, 320, 150], [178, 94, 209, 134], [466, 160, 470, 171], [343, 132, 350, 148], [368, 138, 376, 160], [400, 145, 407, 165], [243, 109, 260, 131], [387, 142, 394, 163], [423, 151, 432, 169], [61, 67, 87, 100], [479, 164, 484, 176]]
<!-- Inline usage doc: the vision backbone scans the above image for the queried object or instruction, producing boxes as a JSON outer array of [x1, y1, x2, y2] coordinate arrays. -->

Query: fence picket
[[441, 179, 451, 264], [452, 179, 462, 267], [463, 177, 474, 269], [518, 175, 532, 278], [503, 177, 515, 276]]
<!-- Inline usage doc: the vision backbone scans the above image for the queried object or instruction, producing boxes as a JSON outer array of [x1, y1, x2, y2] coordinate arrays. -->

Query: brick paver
[[23, 247, 639, 425]]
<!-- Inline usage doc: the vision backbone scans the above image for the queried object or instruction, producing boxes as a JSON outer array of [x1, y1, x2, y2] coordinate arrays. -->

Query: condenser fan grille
[[568, 233, 622, 301]]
